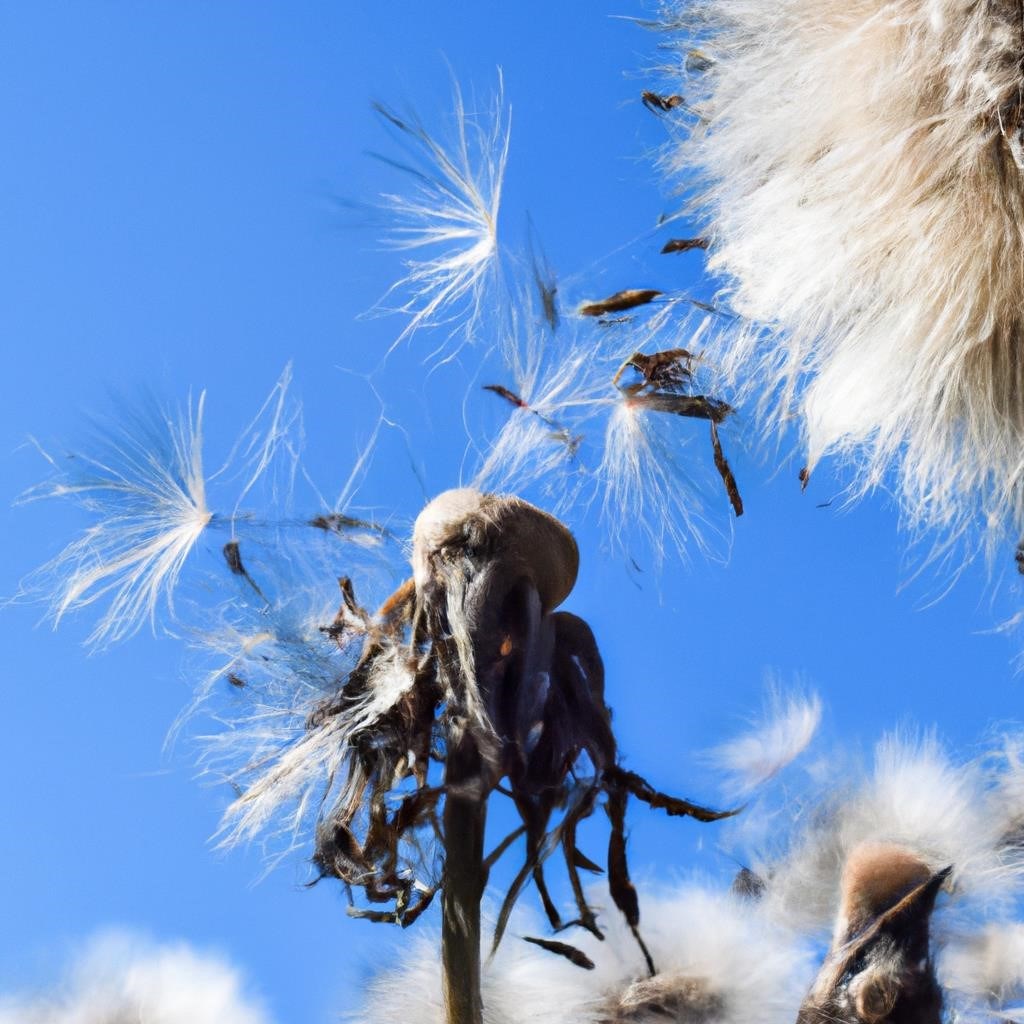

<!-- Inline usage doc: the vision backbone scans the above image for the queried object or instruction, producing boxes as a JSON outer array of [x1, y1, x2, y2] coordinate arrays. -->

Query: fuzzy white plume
[[186, 535, 408, 860], [355, 884, 812, 1024], [474, 315, 601, 509], [708, 686, 821, 798], [667, 0, 1024, 549], [942, 923, 1024, 1022], [22, 366, 305, 649], [0, 931, 269, 1024], [372, 76, 509, 351], [752, 733, 1024, 936], [24, 393, 213, 647]]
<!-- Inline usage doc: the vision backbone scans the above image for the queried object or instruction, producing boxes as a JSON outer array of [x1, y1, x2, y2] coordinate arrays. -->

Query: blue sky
[[2, 4, 1022, 1021]]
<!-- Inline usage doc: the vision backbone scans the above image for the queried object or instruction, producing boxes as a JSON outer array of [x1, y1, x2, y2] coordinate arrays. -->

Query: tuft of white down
[[670, 0, 1024, 548], [707, 686, 822, 798], [0, 930, 269, 1024], [942, 922, 1024, 1022], [354, 884, 813, 1024], [753, 733, 1024, 936]]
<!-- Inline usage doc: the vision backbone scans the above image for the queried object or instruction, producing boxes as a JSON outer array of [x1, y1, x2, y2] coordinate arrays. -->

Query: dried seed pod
[[797, 843, 949, 1024]]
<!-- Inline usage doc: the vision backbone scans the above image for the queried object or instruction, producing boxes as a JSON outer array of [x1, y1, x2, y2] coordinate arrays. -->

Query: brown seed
[[641, 91, 685, 113], [579, 289, 663, 317], [660, 237, 709, 255]]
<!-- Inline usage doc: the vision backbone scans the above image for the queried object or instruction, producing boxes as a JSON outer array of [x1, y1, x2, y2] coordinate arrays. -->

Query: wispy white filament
[[474, 315, 602, 509], [373, 75, 510, 351], [25, 393, 213, 647], [709, 687, 822, 797]]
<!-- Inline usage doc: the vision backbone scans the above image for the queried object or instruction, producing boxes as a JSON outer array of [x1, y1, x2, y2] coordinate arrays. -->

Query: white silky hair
[[184, 532, 409, 861], [372, 75, 510, 352], [23, 392, 213, 648], [707, 686, 822, 798], [941, 923, 1024, 1022], [473, 314, 602, 513], [749, 733, 1024, 937], [354, 884, 813, 1024], [598, 309, 740, 568], [21, 366, 302, 649], [0, 930, 269, 1024], [667, 0, 1024, 552]]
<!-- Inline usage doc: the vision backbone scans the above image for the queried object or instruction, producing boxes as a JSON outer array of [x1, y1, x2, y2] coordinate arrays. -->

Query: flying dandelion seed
[[20, 367, 310, 649], [474, 315, 600, 506], [664, 0, 1024, 557], [708, 687, 822, 799], [22, 393, 214, 648], [599, 318, 739, 565], [370, 75, 510, 353]]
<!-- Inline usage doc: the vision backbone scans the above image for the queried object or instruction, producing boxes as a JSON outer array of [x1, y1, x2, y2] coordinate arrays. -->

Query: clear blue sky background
[[1, 4, 1021, 1021]]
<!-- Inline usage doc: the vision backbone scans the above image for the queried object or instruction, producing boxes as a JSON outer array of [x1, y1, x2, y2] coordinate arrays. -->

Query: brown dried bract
[[522, 936, 595, 970], [579, 289, 663, 317], [483, 384, 527, 409], [615, 348, 697, 394]]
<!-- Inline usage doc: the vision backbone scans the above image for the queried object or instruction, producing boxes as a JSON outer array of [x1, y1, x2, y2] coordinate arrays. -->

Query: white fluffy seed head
[[354, 885, 813, 1024], [749, 733, 1024, 937], [667, 0, 1024, 550], [0, 931, 269, 1024]]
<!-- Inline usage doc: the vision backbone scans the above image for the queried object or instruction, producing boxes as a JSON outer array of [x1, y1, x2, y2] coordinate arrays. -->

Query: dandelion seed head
[[751, 733, 1024, 937], [666, 0, 1024, 549], [356, 884, 812, 1024], [0, 930, 270, 1024]]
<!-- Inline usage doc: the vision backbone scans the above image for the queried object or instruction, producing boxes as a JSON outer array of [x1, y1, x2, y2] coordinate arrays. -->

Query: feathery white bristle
[[474, 318, 601, 509], [23, 366, 305, 649], [755, 733, 1024, 936], [600, 391, 720, 567], [355, 884, 812, 1024], [667, 0, 1024, 548], [708, 687, 821, 797], [942, 923, 1024, 1022], [0, 931, 269, 1024], [214, 362, 303, 520], [186, 559, 385, 853], [373, 76, 509, 350], [24, 393, 212, 647]]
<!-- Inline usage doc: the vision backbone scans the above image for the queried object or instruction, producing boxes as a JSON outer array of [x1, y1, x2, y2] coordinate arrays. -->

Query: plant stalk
[[441, 732, 487, 1024]]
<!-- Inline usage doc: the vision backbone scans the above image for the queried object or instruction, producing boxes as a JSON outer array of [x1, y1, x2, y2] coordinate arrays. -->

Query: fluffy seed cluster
[[666, 0, 1024, 550], [0, 931, 269, 1024], [357, 728, 1024, 1024]]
